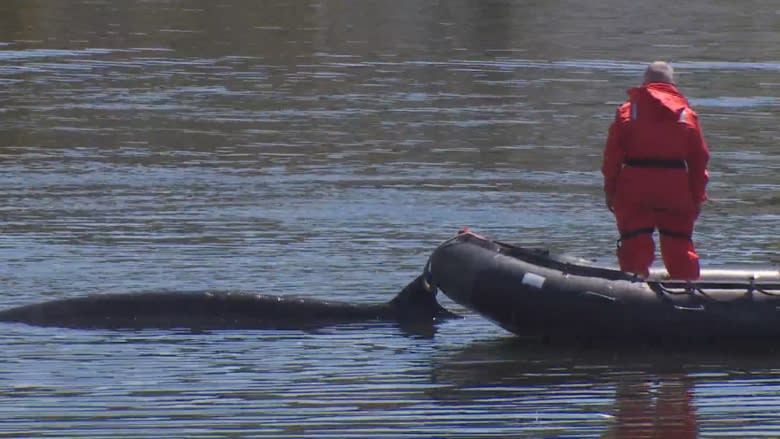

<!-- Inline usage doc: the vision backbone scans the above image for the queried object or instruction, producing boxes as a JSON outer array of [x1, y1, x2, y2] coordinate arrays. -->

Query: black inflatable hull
[[427, 231, 780, 342]]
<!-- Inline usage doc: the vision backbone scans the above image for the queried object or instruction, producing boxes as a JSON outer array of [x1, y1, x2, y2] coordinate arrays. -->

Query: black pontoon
[[426, 230, 780, 342]]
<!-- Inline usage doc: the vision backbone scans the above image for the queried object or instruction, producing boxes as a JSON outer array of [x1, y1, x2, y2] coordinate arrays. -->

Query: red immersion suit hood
[[627, 82, 689, 119]]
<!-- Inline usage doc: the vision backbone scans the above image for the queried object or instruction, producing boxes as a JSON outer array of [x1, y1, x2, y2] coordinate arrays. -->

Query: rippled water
[[2, 0, 780, 437]]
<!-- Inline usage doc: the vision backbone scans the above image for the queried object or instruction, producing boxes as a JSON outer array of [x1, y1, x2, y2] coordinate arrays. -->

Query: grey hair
[[643, 61, 675, 84]]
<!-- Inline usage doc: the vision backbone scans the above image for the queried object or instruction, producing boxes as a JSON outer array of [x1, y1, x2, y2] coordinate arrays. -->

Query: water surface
[[2, 1, 780, 437]]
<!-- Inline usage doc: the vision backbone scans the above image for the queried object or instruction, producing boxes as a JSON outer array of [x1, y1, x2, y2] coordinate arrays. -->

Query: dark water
[[2, 0, 780, 437]]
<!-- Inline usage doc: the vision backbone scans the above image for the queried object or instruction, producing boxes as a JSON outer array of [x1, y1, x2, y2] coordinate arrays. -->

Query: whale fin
[[389, 275, 458, 322]]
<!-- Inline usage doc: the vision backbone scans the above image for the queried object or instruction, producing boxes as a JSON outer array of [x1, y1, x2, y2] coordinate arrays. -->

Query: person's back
[[602, 61, 710, 280]]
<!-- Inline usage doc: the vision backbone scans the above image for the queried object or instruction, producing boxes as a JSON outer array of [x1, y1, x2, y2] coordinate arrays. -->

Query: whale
[[0, 275, 457, 330]]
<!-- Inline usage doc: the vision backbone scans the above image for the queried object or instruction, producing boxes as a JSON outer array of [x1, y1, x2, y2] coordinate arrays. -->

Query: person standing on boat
[[601, 61, 710, 280]]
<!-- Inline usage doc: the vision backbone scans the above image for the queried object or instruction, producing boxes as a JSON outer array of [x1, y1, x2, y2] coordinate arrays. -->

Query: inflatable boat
[[425, 230, 780, 342]]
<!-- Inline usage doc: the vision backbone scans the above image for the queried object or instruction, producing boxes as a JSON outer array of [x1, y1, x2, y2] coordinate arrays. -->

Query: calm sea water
[[2, 1, 780, 437]]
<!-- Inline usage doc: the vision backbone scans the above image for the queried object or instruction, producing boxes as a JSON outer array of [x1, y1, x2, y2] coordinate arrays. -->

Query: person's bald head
[[643, 61, 675, 84]]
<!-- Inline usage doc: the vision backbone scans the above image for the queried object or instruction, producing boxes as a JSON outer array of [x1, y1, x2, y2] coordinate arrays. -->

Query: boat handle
[[581, 291, 617, 302], [673, 304, 705, 312]]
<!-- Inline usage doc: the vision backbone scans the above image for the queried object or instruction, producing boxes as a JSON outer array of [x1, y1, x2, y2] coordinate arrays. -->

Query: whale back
[[0, 275, 456, 330]]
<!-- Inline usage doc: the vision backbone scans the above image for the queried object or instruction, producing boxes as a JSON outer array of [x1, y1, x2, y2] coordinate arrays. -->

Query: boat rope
[[753, 288, 780, 297], [421, 258, 435, 293], [650, 281, 780, 304]]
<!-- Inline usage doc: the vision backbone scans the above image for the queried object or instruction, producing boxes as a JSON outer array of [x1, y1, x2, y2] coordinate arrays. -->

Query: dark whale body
[[0, 275, 456, 330]]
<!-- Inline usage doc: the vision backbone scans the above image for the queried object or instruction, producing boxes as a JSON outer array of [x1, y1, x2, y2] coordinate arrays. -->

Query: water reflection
[[603, 374, 696, 439], [431, 339, 780, 437]]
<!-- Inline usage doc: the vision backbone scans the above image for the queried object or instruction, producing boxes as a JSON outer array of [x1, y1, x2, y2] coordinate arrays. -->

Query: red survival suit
[[602, 82, 710, 280]]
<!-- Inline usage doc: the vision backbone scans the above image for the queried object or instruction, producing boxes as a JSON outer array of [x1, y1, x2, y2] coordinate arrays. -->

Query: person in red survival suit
[[602, 61, 710, 280]]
